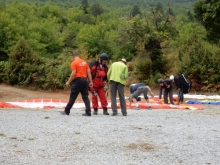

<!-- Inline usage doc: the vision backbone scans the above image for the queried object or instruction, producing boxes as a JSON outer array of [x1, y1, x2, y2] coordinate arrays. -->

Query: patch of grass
[[126, 142, 154, 151], [132, 126, 142, 129], [28, 138, 34, 140], [44, 116, 50, 119], [0, 133, 6, 136], [75, 132, 80, 134], [10, 136, 17, 139]]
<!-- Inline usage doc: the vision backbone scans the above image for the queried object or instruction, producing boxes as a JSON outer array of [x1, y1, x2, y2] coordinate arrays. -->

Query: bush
[[177, 35, 220, 92]]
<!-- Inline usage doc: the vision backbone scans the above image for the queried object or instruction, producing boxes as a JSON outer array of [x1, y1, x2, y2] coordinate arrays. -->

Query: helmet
[[99, 53, 108, 61], [157, 78, 164, 84], [170, 75, 174, 80]]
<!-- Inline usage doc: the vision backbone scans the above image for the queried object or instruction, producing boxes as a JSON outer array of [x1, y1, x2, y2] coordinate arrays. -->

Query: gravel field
[[0, 105, 220, 165]]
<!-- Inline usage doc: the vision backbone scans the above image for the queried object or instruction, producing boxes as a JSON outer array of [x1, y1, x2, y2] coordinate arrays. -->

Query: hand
[[89, 82, 93, 88], [65, 81, 70, 86]]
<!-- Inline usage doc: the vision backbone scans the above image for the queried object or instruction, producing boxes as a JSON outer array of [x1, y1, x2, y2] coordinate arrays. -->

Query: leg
[[64, 79, 81, 115], [177, 89, 181, 104], [110, 81, 118, 114], [168, 87, 174, 105], [80, 79, 91, 116], [131, 87, 143, 109], [163, 90, 168, 104], [179, 88, 184, 104], [117, 83, 127, 115], [98, 86, 109, 115], [92, 94, 98, 114], [142, 87, 152, 109]]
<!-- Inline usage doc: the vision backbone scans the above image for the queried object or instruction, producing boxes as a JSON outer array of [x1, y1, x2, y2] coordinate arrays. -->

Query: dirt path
[[0, 84, 70, 102], [0, 84, 143, 102]]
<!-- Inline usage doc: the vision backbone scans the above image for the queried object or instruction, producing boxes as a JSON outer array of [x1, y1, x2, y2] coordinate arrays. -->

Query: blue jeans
[[178, 89, 184, 102]]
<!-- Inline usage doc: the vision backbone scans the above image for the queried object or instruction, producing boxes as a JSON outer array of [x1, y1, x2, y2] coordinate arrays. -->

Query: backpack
[[174, 74, 191, 94], [89, 60, 108, 81]]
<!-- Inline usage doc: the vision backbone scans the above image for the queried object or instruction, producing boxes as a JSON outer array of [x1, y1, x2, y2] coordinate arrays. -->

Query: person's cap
[[121, 58, 127, 64], [170, 75, 174, 80]]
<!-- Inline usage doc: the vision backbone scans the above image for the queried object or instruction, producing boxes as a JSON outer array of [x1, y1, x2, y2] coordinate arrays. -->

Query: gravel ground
[[0, 105, 220, 165]]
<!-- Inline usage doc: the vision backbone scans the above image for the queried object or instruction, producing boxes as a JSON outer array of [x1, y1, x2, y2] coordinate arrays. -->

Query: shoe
[[93, 109, 98, 115], [133, 106, 140, 110], [112, 113, 118, 116], [103, 108, 109, 115], [60, 111, 68, 115], [82, 113, 91, 116], [104, 111, 109, 115], [148, 106, 152, 110], [123, 113, 127, 116]]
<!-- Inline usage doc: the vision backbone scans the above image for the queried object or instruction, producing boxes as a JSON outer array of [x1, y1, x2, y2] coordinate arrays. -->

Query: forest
[[0, 0, 219, 93]]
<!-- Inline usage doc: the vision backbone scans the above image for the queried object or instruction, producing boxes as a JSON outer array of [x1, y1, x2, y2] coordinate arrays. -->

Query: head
[[157, 78, 164, 86], [121, 58, 127, 65], [72, 51, 79, 58], [99, 53, 108, 65], [170, 75, 174, 81]]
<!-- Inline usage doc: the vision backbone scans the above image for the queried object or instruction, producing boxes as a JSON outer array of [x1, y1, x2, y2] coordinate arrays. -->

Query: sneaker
[[148, 106, 152, 110], [112, 113, 118, 116], [133, 106, 140, 110], [60, 111, 69, 115], [122, 113, 127, 116], [82, 113, 91, 116], [93, 111, 98, 115]]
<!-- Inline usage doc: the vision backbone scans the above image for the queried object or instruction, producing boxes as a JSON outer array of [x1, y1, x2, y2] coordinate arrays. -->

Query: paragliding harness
[[89, 60, 109, 95], [174, 74, 191, 94], [89, 60, 108, 81]]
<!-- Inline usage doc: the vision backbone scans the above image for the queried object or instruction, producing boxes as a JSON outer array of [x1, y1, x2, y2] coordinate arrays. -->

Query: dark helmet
[[157, 78, 164, 84], [99, 53, 108, 61]]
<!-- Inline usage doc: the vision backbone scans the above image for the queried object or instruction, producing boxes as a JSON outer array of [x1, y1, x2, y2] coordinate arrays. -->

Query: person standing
[[157, 78, 174, 104], [107, 58, 128, 116], [129, 83, 154, 110], [60, 51, 93, 116], [89, 53, 109, 115]]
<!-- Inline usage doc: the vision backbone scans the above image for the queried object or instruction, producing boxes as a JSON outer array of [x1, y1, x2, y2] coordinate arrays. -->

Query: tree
[[177, 35, 220, 92], [81, 0, 89, 14], [194, 0, 220, 42], [131, 5, 141, 17], [90, 3, 104, 17], [5, 39, 44, 85]]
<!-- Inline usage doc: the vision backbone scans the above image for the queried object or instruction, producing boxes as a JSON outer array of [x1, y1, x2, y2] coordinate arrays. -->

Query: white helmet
[[170, 75, 174, 80]]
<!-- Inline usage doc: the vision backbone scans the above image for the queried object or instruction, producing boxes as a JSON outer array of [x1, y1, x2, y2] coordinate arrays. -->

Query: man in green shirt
[[107, 58, 128, 116]]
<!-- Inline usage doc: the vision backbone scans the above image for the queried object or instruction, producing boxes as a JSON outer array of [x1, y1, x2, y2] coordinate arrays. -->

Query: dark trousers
[[164, 87, 174, 104], [109, 80, 127, 115], [178, 88, 184, 102], [65, 78, 91, 115]]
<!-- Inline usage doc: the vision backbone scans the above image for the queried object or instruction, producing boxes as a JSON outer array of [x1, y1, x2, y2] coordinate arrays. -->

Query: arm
[[147, 86, 154, 97], [124, 66, 128, 79], [65, 70, 76, 86], [87, 68, 93, 88], [107, 66, 112, 82], [164, 79, 173, 88]]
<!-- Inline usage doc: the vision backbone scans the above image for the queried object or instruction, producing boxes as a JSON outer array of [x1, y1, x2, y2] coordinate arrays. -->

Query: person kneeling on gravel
[[129, 83, 154, 110]]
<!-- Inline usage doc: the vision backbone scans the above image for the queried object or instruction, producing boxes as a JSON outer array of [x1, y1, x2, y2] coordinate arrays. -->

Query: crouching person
[[129, 83, 154, 110]]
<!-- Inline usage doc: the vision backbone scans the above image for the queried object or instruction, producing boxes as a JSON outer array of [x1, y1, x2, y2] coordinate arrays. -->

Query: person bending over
[[129, 83, 154, 110]]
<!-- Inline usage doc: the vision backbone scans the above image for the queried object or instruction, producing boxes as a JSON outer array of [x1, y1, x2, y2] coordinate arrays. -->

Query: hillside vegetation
[[0, 0, 219, 93]]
